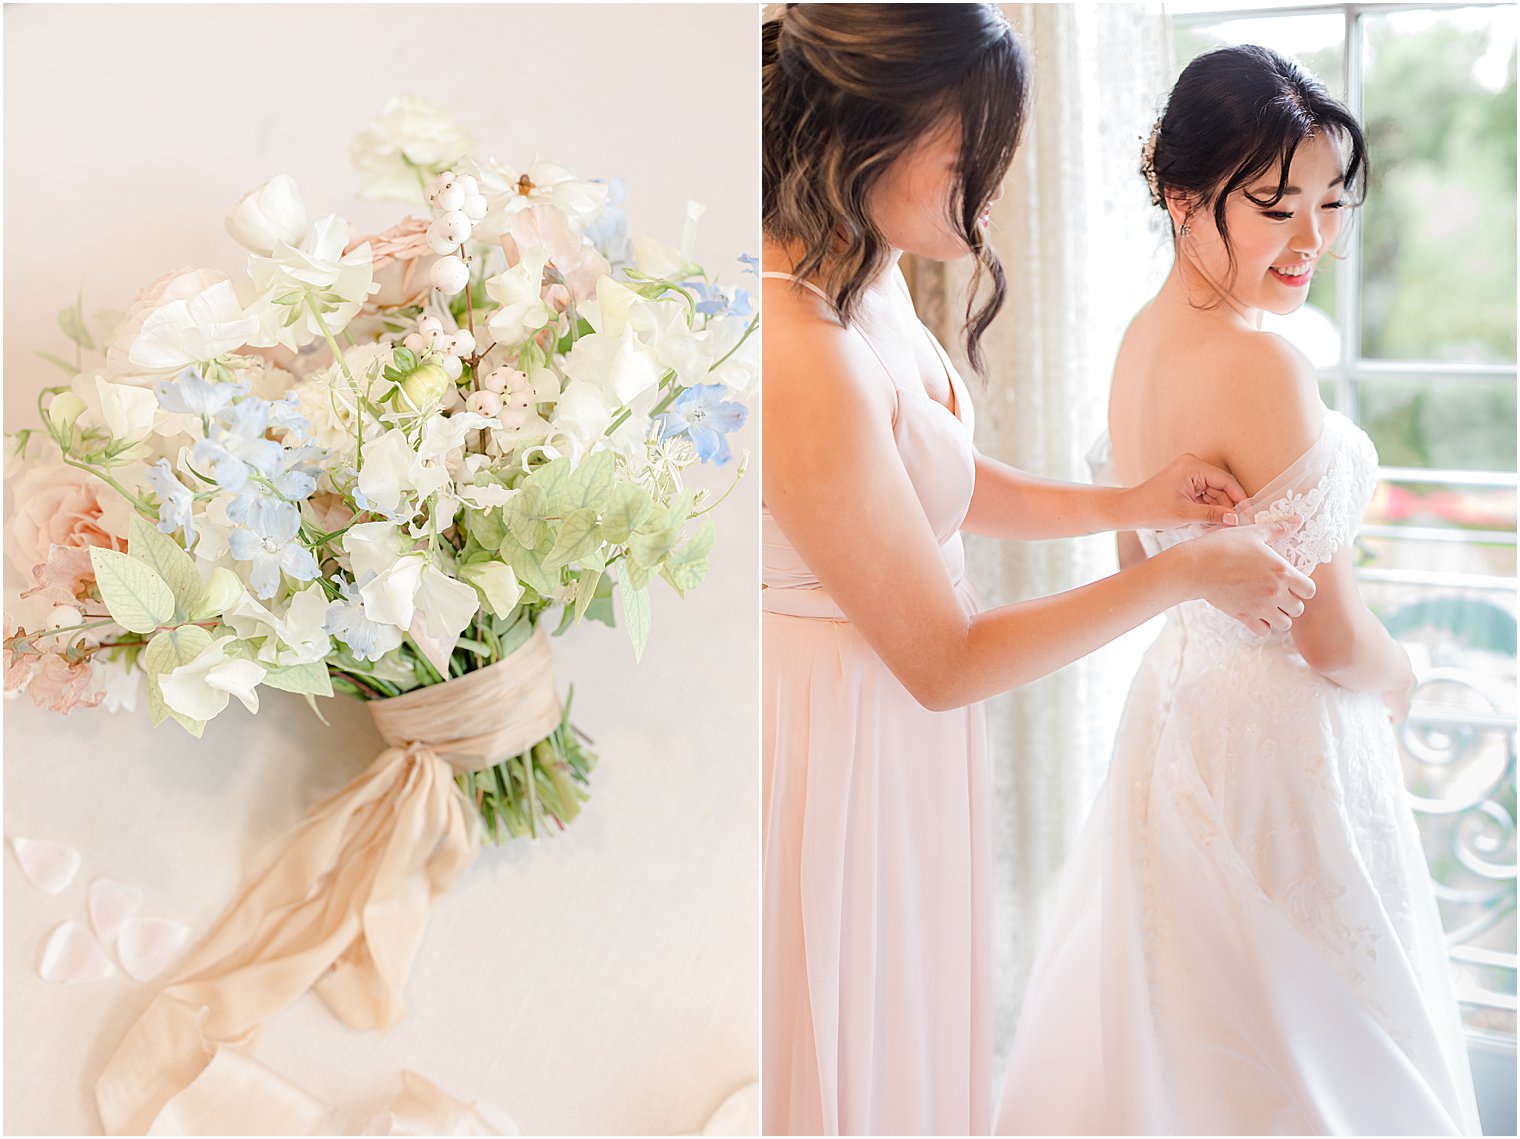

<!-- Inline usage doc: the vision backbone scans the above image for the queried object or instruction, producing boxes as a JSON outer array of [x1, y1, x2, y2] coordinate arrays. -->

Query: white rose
[[226, 174, 308, 255], [351, 95, 475, 203]]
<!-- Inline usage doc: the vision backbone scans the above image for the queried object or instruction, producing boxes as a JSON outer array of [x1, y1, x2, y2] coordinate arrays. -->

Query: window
[[1173, 2, 1518, 1048]]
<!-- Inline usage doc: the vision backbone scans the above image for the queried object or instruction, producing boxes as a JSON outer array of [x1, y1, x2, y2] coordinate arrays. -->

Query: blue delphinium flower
[[191, 399, 282, 491], [145, 460, 197, 547], [325, 576, 402, 662], [683, 280, 753, 319], [228, 497, 318, 599], [155, 367, 247, 417], [584, 177, 631, 267], [657, 383, 748, 464]]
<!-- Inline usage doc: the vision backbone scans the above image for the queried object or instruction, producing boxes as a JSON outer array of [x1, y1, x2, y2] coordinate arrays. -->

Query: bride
[[762, 7, 1320, 1134], [994, 44, 1481, 1135]]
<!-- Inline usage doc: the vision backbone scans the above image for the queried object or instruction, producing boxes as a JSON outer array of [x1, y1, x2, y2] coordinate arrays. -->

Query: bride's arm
[[1223, 335, 1413, 706], [962, 450, 1246, 539], [764, 292, 1316, 712]]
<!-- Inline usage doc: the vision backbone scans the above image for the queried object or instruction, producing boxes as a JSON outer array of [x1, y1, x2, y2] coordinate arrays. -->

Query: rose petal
[[11, 836, 80, 894], [39, 921, 115, 984], [89, 878, 144, 944], [118, 914, 191, 982]]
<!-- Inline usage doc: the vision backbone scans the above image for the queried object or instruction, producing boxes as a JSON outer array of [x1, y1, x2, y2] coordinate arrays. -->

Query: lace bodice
[[1090, 410, 1379, 646]]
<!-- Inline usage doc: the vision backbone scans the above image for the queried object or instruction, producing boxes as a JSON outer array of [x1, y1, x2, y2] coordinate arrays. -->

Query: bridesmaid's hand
[[1183, 516, 1317, 635], [1120, 453, 1247, 530]]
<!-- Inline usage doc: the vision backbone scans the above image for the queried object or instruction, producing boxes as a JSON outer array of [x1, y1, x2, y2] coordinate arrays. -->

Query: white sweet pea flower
[[342, 520, 409, 584], [158, 636, 267, 721], [105, 269, 259, 383], [246, 215, 377, 351], [627, 296, 715, 388], [359, 555, 425, 630], [459, 561, 522, 619], [225, 582, 333, 665], [356, 428, 451, 519], [409, 561, 481, 675], [121, 280, 260, 380], [549, 378, 617, 464], [352, 95, 475, 203], [226, 174, 308, 256], [91, 376, 159, 445], [562, 324, 663, 411], [484, 247, 553, 348]]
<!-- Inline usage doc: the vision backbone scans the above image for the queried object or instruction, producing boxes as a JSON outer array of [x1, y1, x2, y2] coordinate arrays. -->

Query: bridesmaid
[[761, 4, 1319, 1134]]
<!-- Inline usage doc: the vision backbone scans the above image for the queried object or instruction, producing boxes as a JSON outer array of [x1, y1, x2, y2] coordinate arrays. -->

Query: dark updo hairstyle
[[1147, 44, 1367, 289], [763, 3, 1030, 373]]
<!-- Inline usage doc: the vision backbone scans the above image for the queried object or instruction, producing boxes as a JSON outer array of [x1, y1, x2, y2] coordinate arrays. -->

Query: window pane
[[1359, 532, 1517, 581], [1173, 14, 1345, 95], [1358, 377, 1518, 472], [1359, 6, 1518, 363]]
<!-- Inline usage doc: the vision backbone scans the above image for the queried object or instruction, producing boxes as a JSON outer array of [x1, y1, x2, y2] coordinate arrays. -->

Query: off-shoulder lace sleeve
[[1242, 413, 1379, 573]]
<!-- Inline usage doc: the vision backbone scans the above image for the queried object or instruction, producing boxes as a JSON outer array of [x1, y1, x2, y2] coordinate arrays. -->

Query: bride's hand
[[1121, 453, 1247, 530], [1182, 516, 1317, 635]]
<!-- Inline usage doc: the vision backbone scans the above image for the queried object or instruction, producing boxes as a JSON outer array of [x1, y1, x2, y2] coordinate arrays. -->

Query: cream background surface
[[3, 5, 758, 1134]]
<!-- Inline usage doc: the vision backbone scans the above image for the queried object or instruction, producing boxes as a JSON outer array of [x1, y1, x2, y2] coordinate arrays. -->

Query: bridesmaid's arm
[[962, 449, 1247, 540], [764, 285, 1315, 713], [1116, 531, 1147, 569]]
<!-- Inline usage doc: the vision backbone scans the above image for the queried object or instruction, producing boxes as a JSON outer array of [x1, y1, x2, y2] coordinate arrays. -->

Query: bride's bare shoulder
[[1213, 327, 1326, 493]]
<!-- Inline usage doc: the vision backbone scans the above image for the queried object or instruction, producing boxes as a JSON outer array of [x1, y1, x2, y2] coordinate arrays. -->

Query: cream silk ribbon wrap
[[95, 627, 563, 1136]]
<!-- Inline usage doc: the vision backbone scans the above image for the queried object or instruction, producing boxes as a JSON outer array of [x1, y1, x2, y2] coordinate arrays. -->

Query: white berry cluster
[[424, 169, 489, 296], [466, 365, 536, 430], [402, 314, 474, 380]]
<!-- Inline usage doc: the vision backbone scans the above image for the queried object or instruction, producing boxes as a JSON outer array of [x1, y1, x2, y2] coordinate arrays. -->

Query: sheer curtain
[[909, 2, 1172, 1064]]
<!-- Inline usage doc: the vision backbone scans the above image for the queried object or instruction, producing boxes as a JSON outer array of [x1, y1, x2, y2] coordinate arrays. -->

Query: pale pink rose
[[5, 462, 131, 583], [305, 491, 356, 534], [105, 267, 233, 381], [348, 218, 435, 309]]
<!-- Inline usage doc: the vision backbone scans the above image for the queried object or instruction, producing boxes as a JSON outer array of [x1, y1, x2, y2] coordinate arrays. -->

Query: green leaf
[[393, 346, 418, 372], [262, 661, 334, 698], [629, 519, 681, 570], [127, 516, 202, 620], [508, 540, 559, 598], [582, 574, 617, 629], [546, 508, 600, 568], [459, 559, 523, 618], [501, 483, 548, 549], [58, 292, 96, 351], [143, 624, 213, 735], [90, 547, 175, 633], [660, 519, 716, 597], [571, 569, 603, 627], [463, 505, 509, 553], [34, 351, 79, 377], [558, 451, 616, 512], [610, 560, 651, 663], [600, 482, 654, 545], [525, 455, 573, 506]]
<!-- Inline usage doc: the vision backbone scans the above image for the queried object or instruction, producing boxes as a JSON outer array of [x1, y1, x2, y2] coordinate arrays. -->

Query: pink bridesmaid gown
[[761, 273, 994, 1135]]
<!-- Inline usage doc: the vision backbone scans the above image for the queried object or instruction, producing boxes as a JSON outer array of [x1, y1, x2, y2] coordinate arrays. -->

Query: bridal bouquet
[[4, 95, 755, 844]]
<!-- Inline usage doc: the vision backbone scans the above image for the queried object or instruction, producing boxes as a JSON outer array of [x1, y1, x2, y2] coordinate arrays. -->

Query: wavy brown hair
[[762, 3, 1030, 373]]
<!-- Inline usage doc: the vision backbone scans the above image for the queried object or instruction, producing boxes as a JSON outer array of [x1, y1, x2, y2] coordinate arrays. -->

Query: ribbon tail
[[95, 746, 478, 1135]]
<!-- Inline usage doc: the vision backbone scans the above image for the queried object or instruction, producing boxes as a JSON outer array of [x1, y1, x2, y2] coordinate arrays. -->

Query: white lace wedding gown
[[995, 410, 1481, 1135]]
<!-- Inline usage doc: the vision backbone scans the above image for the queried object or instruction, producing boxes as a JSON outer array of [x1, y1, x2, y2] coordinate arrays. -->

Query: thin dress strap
[[759, 270, 833, 306]]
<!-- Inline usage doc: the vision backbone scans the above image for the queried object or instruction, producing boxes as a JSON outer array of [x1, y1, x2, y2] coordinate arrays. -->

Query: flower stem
[[306, 296, 364, 469]]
